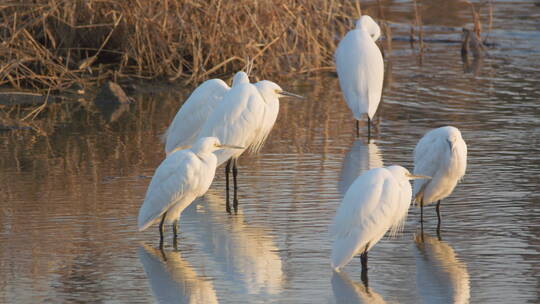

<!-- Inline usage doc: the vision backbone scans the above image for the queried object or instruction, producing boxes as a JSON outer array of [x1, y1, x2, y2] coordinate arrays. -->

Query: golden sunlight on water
[[1, 1, 539, 303]]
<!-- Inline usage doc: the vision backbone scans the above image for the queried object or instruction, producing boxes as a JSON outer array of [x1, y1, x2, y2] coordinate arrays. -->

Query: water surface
[[1, 1, 539, 303]]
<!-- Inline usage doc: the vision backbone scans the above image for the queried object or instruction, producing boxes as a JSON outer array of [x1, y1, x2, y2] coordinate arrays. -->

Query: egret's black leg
[[356, 120, 360, 137], [436, 200, 442, 224], [360, 251, 368, 270], [159, 212, 167, 248], [225, 159, 232, 213], [360, 245, 369, 287], [232, 158, 239, 213], [420, 199, 424, 223], [436, 200, 442, 237], [367, 117, 371, 141]]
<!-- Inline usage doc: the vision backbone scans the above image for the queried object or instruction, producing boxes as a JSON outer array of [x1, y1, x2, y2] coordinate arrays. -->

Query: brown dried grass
[[1, 0, 363, 92]]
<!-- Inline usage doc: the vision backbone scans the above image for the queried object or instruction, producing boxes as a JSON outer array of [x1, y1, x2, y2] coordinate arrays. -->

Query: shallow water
[[1, 1, 539, 303]]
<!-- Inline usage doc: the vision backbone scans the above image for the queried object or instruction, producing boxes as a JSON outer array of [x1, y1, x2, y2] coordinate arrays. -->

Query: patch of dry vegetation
[[1, 0, 364, 92]]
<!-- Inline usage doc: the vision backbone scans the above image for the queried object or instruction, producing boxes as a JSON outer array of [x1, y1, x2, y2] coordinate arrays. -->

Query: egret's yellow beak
[[279, 90, 305, 99], [218, 144, 245, 150], [408, 174, 431, 180]]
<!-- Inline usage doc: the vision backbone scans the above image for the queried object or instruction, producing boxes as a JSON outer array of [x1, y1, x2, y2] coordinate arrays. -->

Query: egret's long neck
[[192, 149, 217, 163], [190, 142, 211, 155]]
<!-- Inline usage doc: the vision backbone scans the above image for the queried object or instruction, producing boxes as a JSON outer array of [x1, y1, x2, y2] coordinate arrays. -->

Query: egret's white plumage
[[336, 15, 384, 121], [137, 137, 238, 232], [330, 165, 426, 271], [198, 80, 298, 166], [163, 72, 250, 154], [412, 126, 467, 206]]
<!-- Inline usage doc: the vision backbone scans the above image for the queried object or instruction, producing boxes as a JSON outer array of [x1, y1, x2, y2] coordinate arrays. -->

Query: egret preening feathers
[[137, 137, 243, 245], [412, 126, 467, 228], [335, 15, 384, 139], [163, 71, 250, 155], [330, 165, 430, 275]]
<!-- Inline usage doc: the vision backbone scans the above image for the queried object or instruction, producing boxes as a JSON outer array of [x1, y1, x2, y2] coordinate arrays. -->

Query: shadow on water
[[138, 244, 219, 304]]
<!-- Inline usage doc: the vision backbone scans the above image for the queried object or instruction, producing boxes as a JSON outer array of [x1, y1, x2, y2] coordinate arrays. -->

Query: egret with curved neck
[[336, 15, 384, 140], [199, 80, 303, 212]]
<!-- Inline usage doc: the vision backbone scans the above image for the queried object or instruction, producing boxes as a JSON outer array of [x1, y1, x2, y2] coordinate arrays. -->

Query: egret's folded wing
[[199, 83, 265, 165], [331, 168, 401, 269], [412, 133, 448, 200], [164, 79, 230, 154], [336, 30, 365, 119], [331, 168, 396, 239], [336, 30, 383, 120], [138, 151, 200, 230]]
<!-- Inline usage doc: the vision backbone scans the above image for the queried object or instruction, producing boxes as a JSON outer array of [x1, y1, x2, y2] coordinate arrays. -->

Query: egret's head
[[442, 126, 463, 142], [387, 165, 431, 181], [355, 15, 381, 42], [232, 71, 250, 86], [255, 80, 304, 100], [192, 137, 245, 154]]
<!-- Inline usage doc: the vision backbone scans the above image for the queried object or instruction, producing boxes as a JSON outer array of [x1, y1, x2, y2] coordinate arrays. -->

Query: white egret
[[139, 245, 219, 304], [414, 233, 470, 304], [163, 71, 250, 154], [335, 15, 384, 139], [137, 137, 243, 245], [198, 80, 303, 211], [412, 126, 467, 228], [330, 165, 430, 274]]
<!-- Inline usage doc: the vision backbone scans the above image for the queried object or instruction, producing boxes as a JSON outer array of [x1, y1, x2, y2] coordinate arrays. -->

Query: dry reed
[[1, 0, 365, 92]]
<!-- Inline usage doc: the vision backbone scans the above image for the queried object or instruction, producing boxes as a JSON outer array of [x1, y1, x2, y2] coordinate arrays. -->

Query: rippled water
[[1, 1, 539, 303]]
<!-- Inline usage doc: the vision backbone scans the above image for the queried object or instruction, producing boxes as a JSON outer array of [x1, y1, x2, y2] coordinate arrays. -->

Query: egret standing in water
[[412, 126, 467, 230], [137, 137, 243, 246], [198, 80, 303, 212], [335, 15, 384, 139], [163, 72, 250, 154], [330, 166, 430, 280]]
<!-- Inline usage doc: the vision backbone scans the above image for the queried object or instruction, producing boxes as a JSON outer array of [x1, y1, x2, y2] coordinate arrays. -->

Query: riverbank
[[1, 0, 363, 92]]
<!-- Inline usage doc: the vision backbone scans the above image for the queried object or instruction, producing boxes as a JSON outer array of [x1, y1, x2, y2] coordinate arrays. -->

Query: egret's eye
[[275, 89, 280, 94]]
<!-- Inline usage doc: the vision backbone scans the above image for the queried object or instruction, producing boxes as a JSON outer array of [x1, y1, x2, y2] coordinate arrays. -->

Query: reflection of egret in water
[[184, 191, 283, 295], [338, 139, 384, 196], [414, 232, 470, 304], [331, 271, 386, 304], [138, 245, 219, 304]]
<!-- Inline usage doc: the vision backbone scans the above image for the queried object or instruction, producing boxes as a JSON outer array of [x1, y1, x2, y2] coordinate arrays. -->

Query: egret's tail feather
[[388, 214, 407, 238], [138, 210, 165, 232], [331, 236, 361, 271], [138, 218, 156, 232]]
